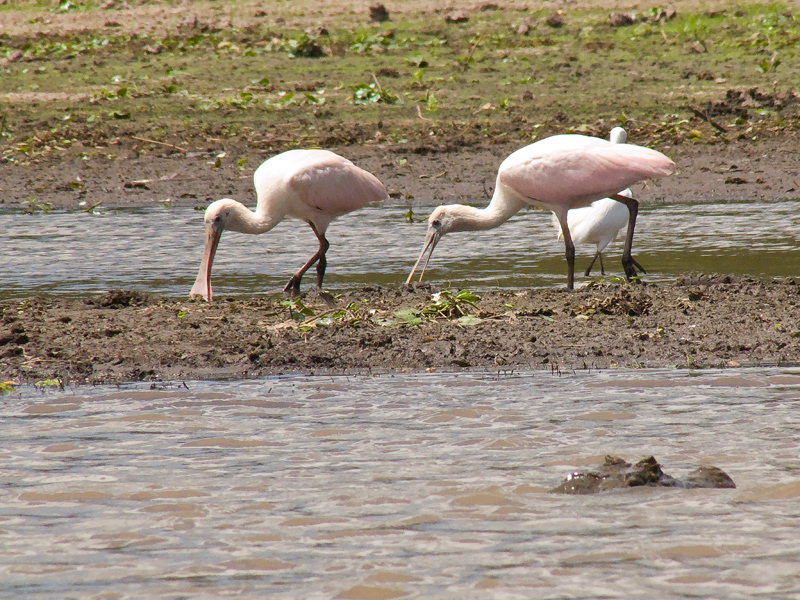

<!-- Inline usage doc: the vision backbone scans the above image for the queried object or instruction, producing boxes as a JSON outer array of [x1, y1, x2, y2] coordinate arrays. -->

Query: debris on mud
[[2, 279, 799, 385]]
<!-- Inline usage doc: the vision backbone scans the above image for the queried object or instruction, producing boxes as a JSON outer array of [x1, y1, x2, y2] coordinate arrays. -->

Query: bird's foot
[[621, 256, 646, 282], [283, 278, 302, 297]]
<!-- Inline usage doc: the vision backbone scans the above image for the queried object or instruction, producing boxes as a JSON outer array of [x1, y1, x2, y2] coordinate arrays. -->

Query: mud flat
[[2, 277, 799, 384]]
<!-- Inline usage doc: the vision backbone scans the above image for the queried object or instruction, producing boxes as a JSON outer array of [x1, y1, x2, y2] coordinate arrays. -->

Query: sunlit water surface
[[2, 200, 799, 299], [2, 368, 800, 599]]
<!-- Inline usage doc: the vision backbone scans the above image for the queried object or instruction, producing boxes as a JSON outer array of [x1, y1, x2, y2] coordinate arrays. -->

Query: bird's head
[[203, 198, 248, 232], [405, 204, 462, 285], [609, 127, 628, 144], [190, 198, 238, 302]]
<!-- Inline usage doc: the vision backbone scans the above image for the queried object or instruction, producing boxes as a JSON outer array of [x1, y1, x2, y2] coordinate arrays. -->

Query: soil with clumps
[[2, 277, 799, 384]]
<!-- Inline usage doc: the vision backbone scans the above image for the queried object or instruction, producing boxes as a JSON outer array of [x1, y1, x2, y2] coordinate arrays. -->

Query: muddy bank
[[2, 136, 799, 212], [2, 277, 799, 385]]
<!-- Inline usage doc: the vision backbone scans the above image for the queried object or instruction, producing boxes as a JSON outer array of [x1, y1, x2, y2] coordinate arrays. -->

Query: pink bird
[[191, 149, 387, 301], [550, 127, 639, 277], [407, 133, 675, 290]]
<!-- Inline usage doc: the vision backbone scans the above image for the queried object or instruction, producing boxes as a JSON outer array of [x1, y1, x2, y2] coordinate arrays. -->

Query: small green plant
[[757, 53, 781, 73], [35, 378, 64, 389], [0, 112, 10, 139], [423, 289, 480, 319], [349, 31, 406, 54], [0, 381, 17, 395], [302, 91, 326, 105], [280, 298, 315, 321], [229, 91, 254, 109], [425, 91, 438, 113], [265, 91, 296, 108], [21, 197, 53, 214], [302, 302, 363, 329], [393, 307, 423, 326], [350, 83, 400, 105], [285, 34, 325, 58]]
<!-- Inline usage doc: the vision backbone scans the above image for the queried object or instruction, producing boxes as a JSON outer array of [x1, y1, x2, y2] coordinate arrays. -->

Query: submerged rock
[[550, 455, 735, 494]]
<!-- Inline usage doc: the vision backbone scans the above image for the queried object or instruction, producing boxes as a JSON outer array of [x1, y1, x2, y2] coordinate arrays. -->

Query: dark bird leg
[[315, 235, 330, 288], [610, 194, 646, 280], [283, 222, 330, 296], [556, 213, 576, 290], [584, 251, 602, 277]]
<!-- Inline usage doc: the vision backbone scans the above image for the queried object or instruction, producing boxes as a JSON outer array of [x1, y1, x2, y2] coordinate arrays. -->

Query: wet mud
[[2, 276, 799, 384]]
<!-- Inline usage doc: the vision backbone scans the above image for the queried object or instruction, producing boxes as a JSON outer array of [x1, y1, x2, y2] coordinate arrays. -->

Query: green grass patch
[[1, 1, 798, 159]]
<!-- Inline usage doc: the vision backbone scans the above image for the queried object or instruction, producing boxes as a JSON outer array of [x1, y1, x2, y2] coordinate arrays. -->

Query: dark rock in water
[[685, 466, 736, 489], [550, 455, 735, 494]]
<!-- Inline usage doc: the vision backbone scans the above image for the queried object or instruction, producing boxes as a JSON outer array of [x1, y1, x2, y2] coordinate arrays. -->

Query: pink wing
[[499, 135, 675, 209], [286, 150, 387, 217]]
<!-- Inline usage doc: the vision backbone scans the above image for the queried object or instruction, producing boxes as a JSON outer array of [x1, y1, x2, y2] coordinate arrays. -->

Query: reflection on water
[[1, 368, 799, 598], [2, 200, 799, 299]]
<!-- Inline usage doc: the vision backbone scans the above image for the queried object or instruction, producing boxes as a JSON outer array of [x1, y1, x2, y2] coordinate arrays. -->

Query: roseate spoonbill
[[406, 133, 675, 290], [191, 149, 387, 301], [550, 127, 640, 276]]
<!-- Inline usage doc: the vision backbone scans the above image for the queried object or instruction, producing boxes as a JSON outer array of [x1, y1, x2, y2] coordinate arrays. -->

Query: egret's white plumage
[[550, 127, 634, 276], [407, 133, 675, 289], [191, 149, 387, 301]]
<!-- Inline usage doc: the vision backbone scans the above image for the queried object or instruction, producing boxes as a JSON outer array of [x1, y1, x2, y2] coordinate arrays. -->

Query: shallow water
[[2, 200, 799, 299], [2, 368, 800, 599]]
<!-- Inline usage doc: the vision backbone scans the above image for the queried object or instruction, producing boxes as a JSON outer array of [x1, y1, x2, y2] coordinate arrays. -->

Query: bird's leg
[[610, 194, 643, 281], [599, 252, 606, 276], [585, 251, 601, 277], [555, 212, 576, 290], [314, 234, 330, 288], [283, 222, 329, 295]]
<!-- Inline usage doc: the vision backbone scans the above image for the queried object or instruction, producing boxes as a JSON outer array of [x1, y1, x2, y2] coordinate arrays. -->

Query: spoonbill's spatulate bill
[[407, 133, 675, 290], [191, 149, 387, 301], [550, 127, 638, 277]]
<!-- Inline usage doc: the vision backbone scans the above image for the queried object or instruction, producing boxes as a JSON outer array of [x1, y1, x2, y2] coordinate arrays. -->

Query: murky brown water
[[2, 368, 799, 599], [3, 200, 800, 299]]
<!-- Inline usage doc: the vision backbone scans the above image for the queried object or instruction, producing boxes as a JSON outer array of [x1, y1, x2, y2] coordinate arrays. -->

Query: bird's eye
[[432, 219, 441, 227]]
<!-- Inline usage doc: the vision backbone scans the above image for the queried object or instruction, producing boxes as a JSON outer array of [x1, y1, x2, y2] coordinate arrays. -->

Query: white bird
[[407, 133, 675, 289], [191, 149, 387, 301], [550, 127, 639, 276]]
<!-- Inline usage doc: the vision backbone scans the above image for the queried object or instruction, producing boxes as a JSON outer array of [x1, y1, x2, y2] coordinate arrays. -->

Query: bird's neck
[[226, 200, 283, 235], [453, 181, 527, 232]]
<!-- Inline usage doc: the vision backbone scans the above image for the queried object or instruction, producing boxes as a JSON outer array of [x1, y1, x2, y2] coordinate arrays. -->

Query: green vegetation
[[0, 1, 798, 162], [274, 288, 483, 330]]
